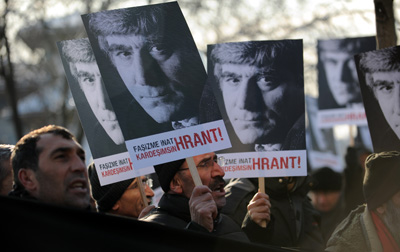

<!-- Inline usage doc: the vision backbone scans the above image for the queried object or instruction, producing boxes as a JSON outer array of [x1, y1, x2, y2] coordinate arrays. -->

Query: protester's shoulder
[[140, 207, 187, 228], [325, 205, 367, 252], [217, 214, 250, 242], [225, 178, 257, 195], [223, 178, 256, 214], [220, 213, 242, 229]]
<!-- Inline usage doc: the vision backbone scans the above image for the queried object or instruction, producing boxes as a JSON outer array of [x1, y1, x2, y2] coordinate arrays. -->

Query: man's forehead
[[105, 33, 163, 47], [319, 40, 357, 52], [371, 71, 400, 81], [192, 152, 215, 162], [74, 62, 100, 76], [220, 63, 272, 75], [321, 51, 352, 60], [37, 133, 82, 154]]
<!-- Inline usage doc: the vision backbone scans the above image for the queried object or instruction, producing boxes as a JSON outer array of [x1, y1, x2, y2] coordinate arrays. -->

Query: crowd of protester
[[1, 125, 399, 251]]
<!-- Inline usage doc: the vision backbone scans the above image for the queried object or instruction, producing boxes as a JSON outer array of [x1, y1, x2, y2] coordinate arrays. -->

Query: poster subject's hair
[[359, 46, 400, 91], [87, 3, 192, 56], [211, 40, 303, 87], [60, 38, 96, 79]]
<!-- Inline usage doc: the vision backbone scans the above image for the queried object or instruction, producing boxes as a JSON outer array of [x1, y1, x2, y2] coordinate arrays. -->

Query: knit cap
[[88, 162, 134, 212], [363, 151, 400, 210], [311, 167, 342, 192], [154, 159, 186, 192]]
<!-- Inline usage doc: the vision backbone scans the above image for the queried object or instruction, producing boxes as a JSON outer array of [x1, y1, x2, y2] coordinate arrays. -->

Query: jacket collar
[[361, 206, 383, 252], [158, 193, 191, 222]]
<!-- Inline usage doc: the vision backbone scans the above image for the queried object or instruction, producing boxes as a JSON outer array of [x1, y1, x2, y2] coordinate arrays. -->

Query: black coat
[[222, 177, 325, 252], [141, 193, 250, 242]]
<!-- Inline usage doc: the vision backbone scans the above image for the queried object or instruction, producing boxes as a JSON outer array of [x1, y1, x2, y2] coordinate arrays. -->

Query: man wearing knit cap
[[141, 152, 271, 242], [326, 151, 400, 252], [309, 167, 346, 244], [88, 163, 154, 218]]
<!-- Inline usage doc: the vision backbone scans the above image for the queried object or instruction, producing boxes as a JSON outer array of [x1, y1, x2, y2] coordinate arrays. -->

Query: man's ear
[[376, 204, 386, 215], [111, 200, 120, 211], [169, 174, 183, 194], [18, 169, 38, 192]]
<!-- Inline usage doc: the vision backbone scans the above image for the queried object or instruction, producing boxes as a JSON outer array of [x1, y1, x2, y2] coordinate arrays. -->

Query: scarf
[[371, 211, 400, 252]]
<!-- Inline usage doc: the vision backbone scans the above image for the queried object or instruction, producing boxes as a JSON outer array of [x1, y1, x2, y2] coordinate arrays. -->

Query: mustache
[[208, 176, 225, 190]]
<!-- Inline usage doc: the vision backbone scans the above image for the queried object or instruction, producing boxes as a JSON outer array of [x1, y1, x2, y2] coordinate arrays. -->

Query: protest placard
[[204, 39, 307, 179], [306, 96, 343, 171], [57, 38, 154, 186], [355, 45, 400, 152], [317, 36, 376, 127], [81, 2, 231, 171]]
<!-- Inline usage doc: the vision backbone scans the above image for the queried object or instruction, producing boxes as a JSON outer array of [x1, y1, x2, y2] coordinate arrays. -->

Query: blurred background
[[0, 0, 398, 165]]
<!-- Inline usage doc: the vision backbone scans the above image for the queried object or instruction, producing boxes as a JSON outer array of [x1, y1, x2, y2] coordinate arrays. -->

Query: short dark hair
[[11, 125, 76, 190], [0, 144, 14, 165], [210, 40, 303, 87], [0, 144, 14, 191]]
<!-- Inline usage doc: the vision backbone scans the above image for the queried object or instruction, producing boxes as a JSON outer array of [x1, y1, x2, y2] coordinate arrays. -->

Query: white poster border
[[317, 107, 367, 128], [125, 120, 231, 169], [221, 150, 307, 179], [94, 152, 154, 186]]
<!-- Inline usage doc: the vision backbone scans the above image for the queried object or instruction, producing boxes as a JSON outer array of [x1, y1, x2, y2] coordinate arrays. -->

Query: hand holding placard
[[251, 177, 269, 228], [189, 185, 218, 232]]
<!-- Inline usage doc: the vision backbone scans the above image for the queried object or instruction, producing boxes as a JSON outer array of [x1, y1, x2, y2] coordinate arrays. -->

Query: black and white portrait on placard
[[205, 40, 305, 153], [58, 38, 127, 159], [306, 96, 343, 171], [355, 45, 400, 152], [318, 36, 376, 110], [82, 2, 207, 140]]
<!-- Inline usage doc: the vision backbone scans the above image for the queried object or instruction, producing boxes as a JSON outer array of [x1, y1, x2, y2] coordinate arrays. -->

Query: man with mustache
[[141, 152, 271, 241], [60, 38, 126, 158], [209, 40, 305, 152], [9, 125, 92, 210]]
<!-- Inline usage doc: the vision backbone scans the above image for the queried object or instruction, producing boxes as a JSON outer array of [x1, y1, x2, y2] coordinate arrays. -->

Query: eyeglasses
[[178, 156, 225, 171], [128, 177, 153, 190]]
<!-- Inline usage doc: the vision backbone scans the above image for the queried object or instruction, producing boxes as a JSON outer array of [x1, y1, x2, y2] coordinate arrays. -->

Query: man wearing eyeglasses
[[88, 162, 155, 218], [140, 152, 271, 241]]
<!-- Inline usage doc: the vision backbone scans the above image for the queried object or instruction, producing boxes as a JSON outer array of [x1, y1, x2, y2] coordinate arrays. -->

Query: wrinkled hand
[[138, 205, 155, 219], [189, 185, 218, 232], [247, 192, 271, 228]]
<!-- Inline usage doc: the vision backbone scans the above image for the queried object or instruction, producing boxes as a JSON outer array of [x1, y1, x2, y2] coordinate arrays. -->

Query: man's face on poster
[[368, 70, 400, 139], [321, 51, 360, 106], [73, 61, 124, 145], [104, 33, 197, 124], [218, 63, 301, 144]]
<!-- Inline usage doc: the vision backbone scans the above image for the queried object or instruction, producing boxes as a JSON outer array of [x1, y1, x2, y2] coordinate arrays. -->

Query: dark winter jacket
[[141, 193, 250, 242], [222, 177, 324, 251]]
